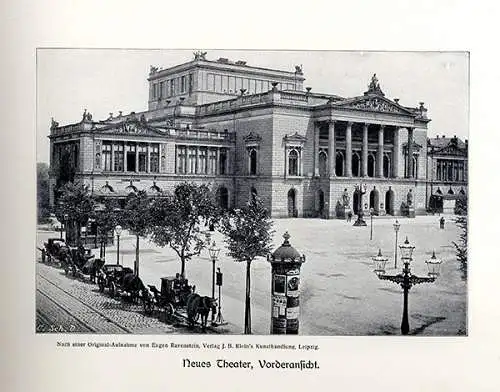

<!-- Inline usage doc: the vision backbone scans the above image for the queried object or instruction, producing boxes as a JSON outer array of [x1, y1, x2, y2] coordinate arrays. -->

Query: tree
[[452, 197, 468, 280], [56, 182, 94, 246], [37, 163, 50, 222], [220, 197, 274, 334], [149, 183, 219, 277], [93, 197, 119, 260], [121, 191, 152, 276]]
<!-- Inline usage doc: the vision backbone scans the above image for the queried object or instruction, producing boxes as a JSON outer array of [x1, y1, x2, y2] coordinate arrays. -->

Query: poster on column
[[273, 274, 286, 294], [286, 275, 300, 297]]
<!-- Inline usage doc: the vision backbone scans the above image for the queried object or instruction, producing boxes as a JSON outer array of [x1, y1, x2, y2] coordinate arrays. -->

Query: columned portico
[[377, 125, 384, 177], [328, 121, 336, 177], [362, 123, 368, 177], [407, 127, 414, 178], [393, 128, 400, 178], [314, 123, 320, 176], [345, 122, 352, 177]]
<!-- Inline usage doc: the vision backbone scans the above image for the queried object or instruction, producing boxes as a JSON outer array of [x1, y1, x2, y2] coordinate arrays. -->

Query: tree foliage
[[149, 183, 219, 277], [37, 162, 50, 222], [452, 197, 468, 281], [220, 196, 274, 334], [93, 197, 119, 242], [121, 190, 152, 275], [220, 197, 274, 263], [56, 181, 94, 245]]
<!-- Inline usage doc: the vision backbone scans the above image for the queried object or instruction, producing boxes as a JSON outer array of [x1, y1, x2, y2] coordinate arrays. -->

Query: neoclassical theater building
[[48, 52, 466, 218]]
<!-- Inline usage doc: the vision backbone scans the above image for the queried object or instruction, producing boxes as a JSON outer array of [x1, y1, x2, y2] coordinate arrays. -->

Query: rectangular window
[[199, 147, 207, 174], [176, 146, 186, 174], [219, 148, 227, 175], [188, 73, 194, 93], [249, 79, 255, 94], [209, 149, 217, 174], [170, 79, 175, 96], [242, 78, 249, 91], [102, 142, 112, 171], [214, 74, 222, 92], [229, 76, 235, 93], [222, 75, 228, 92], [126, 143, 136, 172], [207, 74, 215, 91], [235, 77, 242, 92], [181, 76, 186, 93], [113, 143, 124, 172], [188, 147, 197, 174], [138, 144, 147, 172], [152, 83, 158, 99], [159, 81, 164, 98], [255, 80, 262, 94], [150, 144, 159, 173]]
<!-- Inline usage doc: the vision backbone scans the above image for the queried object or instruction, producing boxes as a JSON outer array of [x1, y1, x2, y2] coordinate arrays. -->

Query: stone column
[[407, 128, 414, 178], [345, 122, 352, 177], [184, 146, 188, 174], [393, 128, 400, 178], [314, 123, 320, 176], [328, 121, 336, 177], [111, 143, 115, 171], [147, 143, 151, 173], [284, 146, 288, 177], [362, 123, 368, 177], [123, 143, 128, 172], [135, 144, 139, 173], [377, 125, 384, 177], [216, 147, 220, 175]]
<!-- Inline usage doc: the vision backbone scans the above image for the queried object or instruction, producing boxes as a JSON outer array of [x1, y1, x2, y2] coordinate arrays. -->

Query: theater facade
[[49, 52, 448, 218]]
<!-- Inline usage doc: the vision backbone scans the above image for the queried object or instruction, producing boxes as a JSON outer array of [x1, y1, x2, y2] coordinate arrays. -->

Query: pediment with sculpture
[[101, 118, 166, 136], [334, 96, 414, 116], [244, 131, 262, 144]]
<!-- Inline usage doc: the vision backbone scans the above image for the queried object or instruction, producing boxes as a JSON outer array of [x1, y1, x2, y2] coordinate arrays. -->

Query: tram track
[[37, 274, 131, 334]]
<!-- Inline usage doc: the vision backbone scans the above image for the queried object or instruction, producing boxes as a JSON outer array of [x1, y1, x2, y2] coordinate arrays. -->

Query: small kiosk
[[267, 232, 306, 334]]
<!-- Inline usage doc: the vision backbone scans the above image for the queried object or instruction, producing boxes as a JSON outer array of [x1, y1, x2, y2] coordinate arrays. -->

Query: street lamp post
[[215, 267, 226, 325], [393, 220, 401, 269], [208, 241, 221, 324], [369, 208, 374, 240], [373, 238, 442, 335], [353, 183, 367, 226], [63, 214, 69, 241], [115, 225, 122, 265]]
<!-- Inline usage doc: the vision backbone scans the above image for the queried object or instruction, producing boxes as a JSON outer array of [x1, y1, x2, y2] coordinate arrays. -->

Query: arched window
[[459, 188, 466, 196], [218, 187, 229, 210], [367, 154, 375, 177], [352, 153, 360, 177], [448, 188, 454, 195], [335, 152, 344, 176], [436, 187, 443, 195], [383, 155, 391, 178], [288, 149, 299, 176], [319, 150, 328, 177], [249, 148, 257, 175], [250, 187, 258, 202]]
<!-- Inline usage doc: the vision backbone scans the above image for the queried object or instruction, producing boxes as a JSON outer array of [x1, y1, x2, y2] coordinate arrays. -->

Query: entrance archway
[[367, 154, 375, 177], [318, 189, 325, 217], [353, 190, 359, 215], [352, 153, 361, 177], [287, 189, 297, 217], [385, 188, 395, 215], [218, 187, 229, 210], [335, 152, 344, 176], [369, 187, 379, 214]]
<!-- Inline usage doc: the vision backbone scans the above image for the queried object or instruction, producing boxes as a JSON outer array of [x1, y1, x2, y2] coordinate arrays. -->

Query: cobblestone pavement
[[36, 261, 229, 334]]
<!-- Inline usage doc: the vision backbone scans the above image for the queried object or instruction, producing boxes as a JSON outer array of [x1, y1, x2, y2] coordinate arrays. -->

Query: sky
[[36, 49, 469, 163]]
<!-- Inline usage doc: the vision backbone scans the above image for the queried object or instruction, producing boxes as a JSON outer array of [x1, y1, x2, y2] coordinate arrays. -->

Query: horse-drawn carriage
[[97, 264, 147, 303], [42, 238, 70, 265], [143, 275, 195, 318], [67, 245, 105, 282], [143, 275, 216, 332]]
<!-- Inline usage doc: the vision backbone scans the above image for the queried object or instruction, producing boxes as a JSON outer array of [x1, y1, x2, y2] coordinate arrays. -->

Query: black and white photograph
[[35, 49, 468, 336]]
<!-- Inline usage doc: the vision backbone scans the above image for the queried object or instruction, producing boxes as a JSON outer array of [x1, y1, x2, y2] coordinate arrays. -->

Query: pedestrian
[[440, 217, 445, 229], [347, 211, 353, 223]]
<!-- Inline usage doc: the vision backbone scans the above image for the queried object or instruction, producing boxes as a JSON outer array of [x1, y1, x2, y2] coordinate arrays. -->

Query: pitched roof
[[428, 136, 467, 149]]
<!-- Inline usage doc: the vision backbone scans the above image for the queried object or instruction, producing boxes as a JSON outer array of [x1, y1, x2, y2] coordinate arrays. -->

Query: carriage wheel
[[110, 282, 117, 298], [143, 299, 154, 315], [164, 303, 174, 321]]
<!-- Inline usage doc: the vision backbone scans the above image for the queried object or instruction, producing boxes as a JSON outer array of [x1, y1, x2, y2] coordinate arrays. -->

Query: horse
[[186, 293, 217, 333], [120, 273, 148, 304]]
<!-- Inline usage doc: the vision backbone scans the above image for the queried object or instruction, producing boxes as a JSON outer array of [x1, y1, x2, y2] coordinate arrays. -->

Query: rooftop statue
[[365, 73, 385, 96], [50, 117, 59, 129], [149, 65, 159, 74], [193, 51, 207, 60], [295, 65, 303, 74]]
